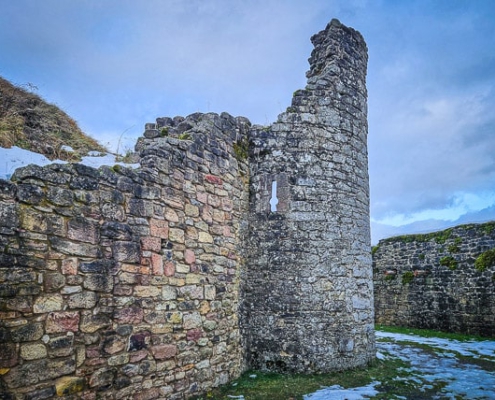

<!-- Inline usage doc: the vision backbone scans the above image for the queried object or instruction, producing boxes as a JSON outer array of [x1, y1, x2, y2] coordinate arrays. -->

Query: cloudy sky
[[1, 0, 495, 243]]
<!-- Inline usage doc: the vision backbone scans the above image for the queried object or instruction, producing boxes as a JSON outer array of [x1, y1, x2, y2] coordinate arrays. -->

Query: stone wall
[[0, 112, 250, 399], [0, 19, 375, 399], [241, 19, 375, 373], [373, 222, 495, 336]]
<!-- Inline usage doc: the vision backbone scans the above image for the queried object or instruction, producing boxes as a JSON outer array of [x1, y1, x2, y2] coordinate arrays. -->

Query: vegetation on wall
[[474, 248, 495, 272], [402, 271, 414, 284], [439, 255, 457, 270]]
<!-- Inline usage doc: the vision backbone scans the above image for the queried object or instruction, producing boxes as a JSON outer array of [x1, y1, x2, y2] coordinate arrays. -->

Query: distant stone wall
[[241, 19, 375, 373], [373, 222, 495, 336], [0, 112, 250, 399]]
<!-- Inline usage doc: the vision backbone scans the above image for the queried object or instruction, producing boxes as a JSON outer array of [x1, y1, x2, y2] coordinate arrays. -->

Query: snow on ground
[[304, 381, 380, 400], [377, 331, 495, 399], [0, 146, 138, 179], [303, 331, 495, 399]]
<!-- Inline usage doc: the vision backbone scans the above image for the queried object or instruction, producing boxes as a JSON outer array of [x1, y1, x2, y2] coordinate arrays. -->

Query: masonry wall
[[241, 19, 375, 373], [373, 222, 495, 337], [0, 112, 250, 399], [0, 19, 376, 399]]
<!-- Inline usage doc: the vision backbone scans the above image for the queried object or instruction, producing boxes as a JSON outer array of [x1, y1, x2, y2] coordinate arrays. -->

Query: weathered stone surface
[[55, 376, 86, 396], [0, 19, 373, 400], [374, 222, 495, 336], [33, 294, 63, 314], [20, 343, 47, 360], [80, 314, 111, 333], [68, 291, 97, 309], [10, 322, 44, 342], [151, 344, 177, 360], [46, 311, 80, 333]]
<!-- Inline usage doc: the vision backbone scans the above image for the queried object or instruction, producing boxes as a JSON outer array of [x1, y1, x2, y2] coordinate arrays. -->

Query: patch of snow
[[376, 331, 495, 399], [0, 146, 139, 180], [304, 381, 380, 400], [60, 145, 74, 152], [376, 331, 495, 360]]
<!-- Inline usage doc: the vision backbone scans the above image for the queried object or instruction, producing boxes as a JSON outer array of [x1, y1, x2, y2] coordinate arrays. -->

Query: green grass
[[192, 326, 494, 400], [192, 357, 409, 400], [375, 325, 489, 342]]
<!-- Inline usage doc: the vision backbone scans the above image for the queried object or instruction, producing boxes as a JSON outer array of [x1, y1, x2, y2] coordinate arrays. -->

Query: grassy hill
[[0, 76, 106, 161]]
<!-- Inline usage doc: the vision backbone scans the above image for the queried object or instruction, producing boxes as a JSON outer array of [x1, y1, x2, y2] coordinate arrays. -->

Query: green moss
[[178, 133, 191, 140], [371, 245, 379, 256], [439, 255, 457, 270], [419, 254, 426, 260], [402, 271, 414, 285], [474, 248, 495, 272], [111, 164, 122, 173], [482, 222, 495, 235], [233, 138, 249, 161], [160, 127, 169, 137], [448, 244, 460, 253], [385, 274, 396, 281]]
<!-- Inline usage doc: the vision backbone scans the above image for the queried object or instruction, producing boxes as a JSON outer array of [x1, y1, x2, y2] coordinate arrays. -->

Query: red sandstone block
[[151, 253, 164, 275], [150, 219, 169, 238], [197, 191, 207, 204], [62, 257, 78, 275], [164, 262, 175, 277], [140, 237, 161, 252], [186, 328, 203, 342], [205, 175, 222, 185], [130, 349, 148, 363], [151, 344, 177, 360], [46, 311, 80, 333], [184, 249, 196, 265]]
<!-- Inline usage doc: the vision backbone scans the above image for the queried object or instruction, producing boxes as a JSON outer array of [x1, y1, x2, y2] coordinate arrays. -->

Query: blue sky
[[1, 0, 495, 243]]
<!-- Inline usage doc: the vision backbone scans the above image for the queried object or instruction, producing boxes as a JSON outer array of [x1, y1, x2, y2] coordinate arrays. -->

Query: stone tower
[[242, 19, 375, 373]]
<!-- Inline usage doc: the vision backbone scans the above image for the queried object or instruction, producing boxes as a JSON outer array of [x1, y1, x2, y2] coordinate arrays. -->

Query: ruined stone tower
[[242, 19, 375, 373], [0, 19, 373, 399]]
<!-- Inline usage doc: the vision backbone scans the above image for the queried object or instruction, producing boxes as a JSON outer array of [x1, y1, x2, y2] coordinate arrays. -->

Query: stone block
[[50, 237, 100, 258], [151, 253, 164, 275], [83, 274, 114, 292], [0, 343, 18, 367], [61, 257, 78, 275], [24, 386, 56, 400], [112, 241, 140, 263], [20, 343, 47, 360], [80, 314, 111, 333], [114, 305, 144, 324], [169, 228, 185, 243], [10, 322, 44, 342], [68, 291, 97, 309], [198, 231, 213, 243], [150, 218, 169, 238], [55, 376, 86, 396], [141, 236, 161, 252], [67, 217, 99, 244], [184, 249, 196, 265], [151, 344, 177, 360], [183, 312, 202, 329], [44, 272, 65, 292], [46, 311, 80, 333], [134, 285, 160, 297]]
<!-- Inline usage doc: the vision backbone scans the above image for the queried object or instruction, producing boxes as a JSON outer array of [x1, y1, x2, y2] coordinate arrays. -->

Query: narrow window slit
[[270, 180, 278, 212]]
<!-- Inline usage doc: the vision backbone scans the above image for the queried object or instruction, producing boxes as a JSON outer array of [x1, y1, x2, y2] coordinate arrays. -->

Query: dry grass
[[0, 77, 106, 160]]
